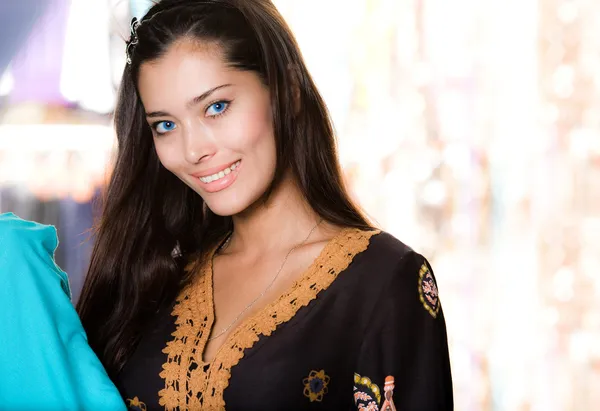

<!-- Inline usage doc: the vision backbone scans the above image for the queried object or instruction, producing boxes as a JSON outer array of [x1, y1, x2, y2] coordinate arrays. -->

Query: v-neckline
[[199, 226, 352, 365], [158, 227, 380, 410]]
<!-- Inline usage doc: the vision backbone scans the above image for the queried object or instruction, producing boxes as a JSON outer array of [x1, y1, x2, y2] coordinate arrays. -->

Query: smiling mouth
[[198, 160, 241, 183]]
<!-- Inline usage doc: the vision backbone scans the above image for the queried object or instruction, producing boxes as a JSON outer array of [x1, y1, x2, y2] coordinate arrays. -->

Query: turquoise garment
[[0, 212, 126, 411]]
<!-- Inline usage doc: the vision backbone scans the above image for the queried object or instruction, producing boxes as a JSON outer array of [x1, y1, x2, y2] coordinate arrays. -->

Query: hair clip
[[126, 17, 141, 65]]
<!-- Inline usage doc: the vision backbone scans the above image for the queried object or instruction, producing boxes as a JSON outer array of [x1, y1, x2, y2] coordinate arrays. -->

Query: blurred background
[[1, 0, 599, 409]]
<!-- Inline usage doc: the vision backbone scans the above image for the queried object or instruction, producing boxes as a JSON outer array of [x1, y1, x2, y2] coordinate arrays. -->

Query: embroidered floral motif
[[354, 385, 379, 411], [380, 376, 397, 411], [358, 401, 379, 411], [159, 228, 380, 409], [353, 373, 381, 405], [126, 397, 147, 411], [353, 373, 382, 410], [354, 390, 375, 403], [303, 369, 330, 402], [418, 262, 440, 318]]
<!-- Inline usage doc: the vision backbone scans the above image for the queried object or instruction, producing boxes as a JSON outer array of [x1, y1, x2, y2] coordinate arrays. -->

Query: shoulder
[[349, 228, 422, 280], [0, 212, 70, 297], [346, 229, 440, 309], [368, 230, 442, 318], [366, 230, 414, 262]]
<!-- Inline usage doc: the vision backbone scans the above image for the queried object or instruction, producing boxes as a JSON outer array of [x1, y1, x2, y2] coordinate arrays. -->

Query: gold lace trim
[[159, 227, 380, 410]]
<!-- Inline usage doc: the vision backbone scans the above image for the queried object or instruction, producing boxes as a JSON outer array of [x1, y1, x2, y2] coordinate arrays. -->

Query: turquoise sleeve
[[0, 212, 126, 410]]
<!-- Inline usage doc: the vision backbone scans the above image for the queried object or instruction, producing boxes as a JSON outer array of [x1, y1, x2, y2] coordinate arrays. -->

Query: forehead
[[137, 40, 236, 107]]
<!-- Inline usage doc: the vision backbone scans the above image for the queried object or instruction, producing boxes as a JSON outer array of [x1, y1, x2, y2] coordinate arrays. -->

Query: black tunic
[[116, 228, 453, 410]]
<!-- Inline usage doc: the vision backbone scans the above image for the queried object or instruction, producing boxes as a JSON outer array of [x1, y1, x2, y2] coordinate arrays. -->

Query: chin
[[203, 184, 270, 217], [202, 189, 256, 217], [204, 200, 247, 217]]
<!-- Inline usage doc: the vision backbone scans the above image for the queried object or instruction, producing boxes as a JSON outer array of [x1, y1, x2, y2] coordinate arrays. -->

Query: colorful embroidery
[[354, 384, 380, 411], [380, 376, 397, 411], [126, 397, 147, 411], [418, 262, 440, 318], [303, 369, 330, 402], [358, 400, 379, 410], [353, 373, 381, 405]]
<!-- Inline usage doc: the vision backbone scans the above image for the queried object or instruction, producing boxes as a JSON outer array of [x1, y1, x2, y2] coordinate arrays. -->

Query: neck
[[226, 174, 323, 255]]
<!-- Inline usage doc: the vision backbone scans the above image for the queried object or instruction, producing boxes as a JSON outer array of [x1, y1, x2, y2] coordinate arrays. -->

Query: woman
[[77, 0, 453, 409]]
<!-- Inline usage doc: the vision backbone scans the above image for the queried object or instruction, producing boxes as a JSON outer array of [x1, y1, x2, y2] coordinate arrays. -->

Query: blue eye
[[154, 121, 177, 134], [206, 101, 229, 117]]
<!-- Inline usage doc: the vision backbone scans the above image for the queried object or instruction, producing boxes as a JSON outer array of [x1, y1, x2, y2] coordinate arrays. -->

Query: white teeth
[[199, 161, 240, 183]]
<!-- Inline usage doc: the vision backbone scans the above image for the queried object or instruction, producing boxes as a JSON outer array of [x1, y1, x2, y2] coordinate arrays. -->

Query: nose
[[182, 124, 216, 164]]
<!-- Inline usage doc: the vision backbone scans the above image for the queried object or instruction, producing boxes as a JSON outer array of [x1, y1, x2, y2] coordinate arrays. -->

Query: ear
[[287, 63, 301, 115]]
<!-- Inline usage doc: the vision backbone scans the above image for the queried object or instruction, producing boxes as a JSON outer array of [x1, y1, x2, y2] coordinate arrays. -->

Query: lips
[[192, 160, 242, 194], [191, 160, 241, 179], [197, 160, 240, 183]]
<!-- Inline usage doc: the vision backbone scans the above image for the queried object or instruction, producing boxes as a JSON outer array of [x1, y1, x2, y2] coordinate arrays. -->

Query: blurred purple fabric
[[6, 0, 70, 104], [0, 0, 51, 74]]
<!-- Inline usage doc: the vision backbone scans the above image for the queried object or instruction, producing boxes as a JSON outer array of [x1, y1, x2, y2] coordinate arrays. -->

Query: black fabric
[[117, 304, 177, 410], [116, 231, 453, 410]]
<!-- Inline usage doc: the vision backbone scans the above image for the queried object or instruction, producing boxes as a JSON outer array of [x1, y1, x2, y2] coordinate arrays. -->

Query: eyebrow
[[145, 83, 232, 118]]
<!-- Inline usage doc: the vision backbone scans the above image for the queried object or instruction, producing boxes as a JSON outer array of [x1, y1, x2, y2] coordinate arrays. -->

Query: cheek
[[225, 103, 274, 152], [153, 140, 182, 174]]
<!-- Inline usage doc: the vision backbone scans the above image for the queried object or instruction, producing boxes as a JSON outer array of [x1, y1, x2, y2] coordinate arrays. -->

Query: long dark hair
[[77, 0, 372, 378]]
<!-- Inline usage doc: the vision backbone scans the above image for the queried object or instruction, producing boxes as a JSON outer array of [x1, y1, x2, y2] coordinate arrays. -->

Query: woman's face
[[137, 40, 277, 216]]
